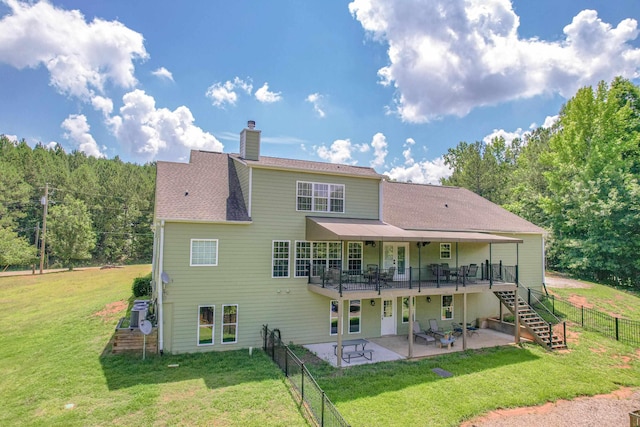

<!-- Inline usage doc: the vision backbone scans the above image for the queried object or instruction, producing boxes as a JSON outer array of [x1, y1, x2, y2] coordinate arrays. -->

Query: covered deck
[[305, 216, 524, 367]]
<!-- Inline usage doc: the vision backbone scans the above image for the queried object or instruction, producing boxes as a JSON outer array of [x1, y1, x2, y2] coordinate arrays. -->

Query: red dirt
[[461, 387, 639, 427], [93, 300, 128, 320]]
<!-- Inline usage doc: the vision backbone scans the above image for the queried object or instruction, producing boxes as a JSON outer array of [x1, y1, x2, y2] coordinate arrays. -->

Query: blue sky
[[1, 0, 640, 183]]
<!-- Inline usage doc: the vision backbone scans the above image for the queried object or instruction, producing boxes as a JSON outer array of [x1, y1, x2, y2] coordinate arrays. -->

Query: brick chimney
[[240, 120, 260, 161]]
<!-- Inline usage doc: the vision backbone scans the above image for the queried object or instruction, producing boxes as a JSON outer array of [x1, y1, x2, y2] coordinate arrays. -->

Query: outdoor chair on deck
[[427, 318, 445, 339], [430, 264, 447, 282], [412, 322, 436, 345], [379, 266, 396, 286], [465, 264, 478, 283]]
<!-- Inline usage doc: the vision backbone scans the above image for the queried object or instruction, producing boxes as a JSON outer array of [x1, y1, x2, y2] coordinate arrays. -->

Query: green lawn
[[0, 266, 307, 426], [546, 275, 640, 320], [2, 267, 638, 427]]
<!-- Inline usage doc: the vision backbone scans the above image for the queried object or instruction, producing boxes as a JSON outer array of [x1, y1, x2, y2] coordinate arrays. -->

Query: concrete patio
[[304, 328, 516, 367]]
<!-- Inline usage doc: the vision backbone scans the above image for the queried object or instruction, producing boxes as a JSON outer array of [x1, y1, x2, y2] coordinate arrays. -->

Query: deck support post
[[337, 299, 343, 368], [408, 295, 414, 358], [462, 292, 468, 350]]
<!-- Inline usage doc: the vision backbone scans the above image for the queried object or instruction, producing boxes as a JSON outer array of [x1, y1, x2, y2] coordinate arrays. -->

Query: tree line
[[442, 76, 640, 290], [0, 138, 155, 270]]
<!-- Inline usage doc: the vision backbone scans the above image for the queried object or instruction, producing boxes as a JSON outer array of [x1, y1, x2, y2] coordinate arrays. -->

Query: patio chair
[[430, 264, 447, 282], [427, 318, 445, 338], [466, 264, 478, 283], [412, 322, 436, 345], [327, 267, 345, 288], [379, 266, 396, 285]]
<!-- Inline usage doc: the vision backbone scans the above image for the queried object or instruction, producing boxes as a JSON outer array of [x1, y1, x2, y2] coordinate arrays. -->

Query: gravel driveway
[[461, 388, 640, 427]]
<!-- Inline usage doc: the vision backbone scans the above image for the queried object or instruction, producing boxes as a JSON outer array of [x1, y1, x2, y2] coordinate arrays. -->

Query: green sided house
[[150, 121, 551, 360]]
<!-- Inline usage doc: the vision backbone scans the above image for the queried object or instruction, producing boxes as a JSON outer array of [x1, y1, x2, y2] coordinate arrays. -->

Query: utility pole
[[39, 183, 48, 274], [33, 222, 40, 275]]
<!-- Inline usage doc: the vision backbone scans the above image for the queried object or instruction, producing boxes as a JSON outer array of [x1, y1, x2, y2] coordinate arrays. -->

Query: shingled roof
[[155, 151, 250, 222], [155, 150, 381, 222], [382, 180, 545, 234], [231, 154, 382, 178]]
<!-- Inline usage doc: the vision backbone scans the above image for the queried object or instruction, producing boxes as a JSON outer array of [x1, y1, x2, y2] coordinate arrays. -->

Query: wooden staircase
[[494, 290, 567, 350]]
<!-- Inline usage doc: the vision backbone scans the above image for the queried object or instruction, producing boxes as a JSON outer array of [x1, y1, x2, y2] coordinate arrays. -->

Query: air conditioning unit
[[130, 300, 150, 328]]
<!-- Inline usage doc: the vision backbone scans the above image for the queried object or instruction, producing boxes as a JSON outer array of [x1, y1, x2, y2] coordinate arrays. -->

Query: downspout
[[378, 180, 383, 221], [248, 167, 253, 218], [158, 220, 165, 354]]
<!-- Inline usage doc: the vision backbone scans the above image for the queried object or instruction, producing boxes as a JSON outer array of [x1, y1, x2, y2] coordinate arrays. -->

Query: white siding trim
[[248, 167, 253, 218]]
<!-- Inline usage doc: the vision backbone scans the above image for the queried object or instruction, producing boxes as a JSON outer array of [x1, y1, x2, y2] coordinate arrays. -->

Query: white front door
[[381, 298, 396, 335], [383, 242, 409, 280]]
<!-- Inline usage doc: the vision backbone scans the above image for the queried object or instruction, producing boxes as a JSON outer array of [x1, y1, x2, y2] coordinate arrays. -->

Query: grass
[[0, 266, 307, 426], [546, 277, 640, 320], [297, 331, 639, 426], [2, 267, 638, 427]]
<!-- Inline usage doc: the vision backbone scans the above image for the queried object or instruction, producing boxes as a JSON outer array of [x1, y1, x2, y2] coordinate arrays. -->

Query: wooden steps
[[494, 290, 567, 350]]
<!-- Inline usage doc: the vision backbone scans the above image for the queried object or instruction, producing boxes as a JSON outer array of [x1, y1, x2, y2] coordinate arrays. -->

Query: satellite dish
[[140, 319, 152, 335], [161, 271, 170, 284]]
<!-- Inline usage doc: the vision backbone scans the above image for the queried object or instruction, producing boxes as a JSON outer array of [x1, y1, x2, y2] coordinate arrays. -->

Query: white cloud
[[109, 89, 223, 159], [385, 157, 452, 184], [306, 92, 326, 118], [45, 141, 58, 150], [91, 95, 113, 117], [254, 82, 282, 103], [483, 127, 525, 145], [349, 1, 640, 122], [205, 77, 253, 108], [61, 114, 105, 158], [152, 67, 174, 81], [370, 132, 388, 168], [542, 115, 559, 128], [317, 139, 357, 164], [0, 0, 147, 99], [4, 134, 18, 142]]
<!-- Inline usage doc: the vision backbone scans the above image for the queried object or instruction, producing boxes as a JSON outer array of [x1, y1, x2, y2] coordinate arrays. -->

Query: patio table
[[333, 338, 368, 355]]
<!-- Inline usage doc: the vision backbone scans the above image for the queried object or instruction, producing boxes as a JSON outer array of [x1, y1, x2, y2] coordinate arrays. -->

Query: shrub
[[132, 273, 152, 297]]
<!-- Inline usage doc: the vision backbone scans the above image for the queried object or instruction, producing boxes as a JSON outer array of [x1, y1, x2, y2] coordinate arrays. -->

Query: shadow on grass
[[100, 348, 284, 391], [296, 345, 542, 403]]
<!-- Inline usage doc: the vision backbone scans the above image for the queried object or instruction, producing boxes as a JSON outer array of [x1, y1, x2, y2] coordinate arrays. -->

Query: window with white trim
[[347, 242, 362, 273], [349, 299, 361, 333], [295, 241, 342, 277], [222, 304, 238, 344], [198, 305, 215, 345], [440, 243, 451, 260], [402, 297, 416, 323], [191, 239, 218, 266], [297, 181, 345, 213], [441, 295, 454, 320], [272, 240, 290, 278]]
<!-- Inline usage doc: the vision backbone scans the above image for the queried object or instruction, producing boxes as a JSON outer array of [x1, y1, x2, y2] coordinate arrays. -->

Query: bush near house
[[132, 272, 152, 297]]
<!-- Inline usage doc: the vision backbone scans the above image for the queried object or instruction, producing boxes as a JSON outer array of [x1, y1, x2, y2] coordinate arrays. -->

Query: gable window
[[347, 242, 362, 273], [402, 297, 416, 323], [349, 300, 361, 333], [191, 239, 218, 266], [297, 181, 345, 213], [272, 240, 290, 278], [296, 241, 342, 277], [198, 305, 215, 345], [440, 243, 451, 260], [441, 295, 454, 320], [222, 305, 238, 344]]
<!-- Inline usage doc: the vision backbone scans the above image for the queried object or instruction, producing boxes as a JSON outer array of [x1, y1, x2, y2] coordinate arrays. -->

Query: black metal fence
[[526, 288, 640, 347], [311, 262, 517, 296], [262, 325, 350, 427]]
